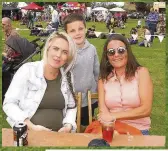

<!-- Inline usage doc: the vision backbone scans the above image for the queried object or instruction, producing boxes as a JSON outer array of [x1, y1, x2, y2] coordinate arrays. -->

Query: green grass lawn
[[1, 18, 166, 147]]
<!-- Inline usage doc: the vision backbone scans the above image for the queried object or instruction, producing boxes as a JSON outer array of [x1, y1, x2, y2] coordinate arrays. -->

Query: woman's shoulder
[[136, 67, 151, 79], [21, 61, 42, 68], [17, 61, 42, 75], [137, 67, 149, 74]]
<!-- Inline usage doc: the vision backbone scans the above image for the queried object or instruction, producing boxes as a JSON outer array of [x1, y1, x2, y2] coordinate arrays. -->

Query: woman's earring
[[106, 60, 111, 67]]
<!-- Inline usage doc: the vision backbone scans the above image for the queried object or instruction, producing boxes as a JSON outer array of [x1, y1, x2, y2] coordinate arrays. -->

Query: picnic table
[[2, 128, 165, 147]]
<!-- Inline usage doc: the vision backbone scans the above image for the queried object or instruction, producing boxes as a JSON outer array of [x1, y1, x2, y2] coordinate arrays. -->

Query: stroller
[[2, 35, 45, 103]]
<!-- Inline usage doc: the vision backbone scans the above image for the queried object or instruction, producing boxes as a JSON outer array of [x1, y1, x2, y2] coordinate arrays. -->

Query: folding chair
[[75, 92, 82, 133], [87, 90, 98, 124]]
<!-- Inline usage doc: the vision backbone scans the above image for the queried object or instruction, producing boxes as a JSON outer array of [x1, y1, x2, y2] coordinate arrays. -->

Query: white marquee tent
[[92, 7, 108, 11], [17, 2, 27, 8], [17, 2, 28, 16], [109, 7, 125, 12]]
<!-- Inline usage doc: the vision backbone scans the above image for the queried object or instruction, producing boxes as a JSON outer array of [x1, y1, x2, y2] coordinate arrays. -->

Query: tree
[[85, 2, 91, 7], [135, 2, 150, 12], [90, 2, 96, 9]]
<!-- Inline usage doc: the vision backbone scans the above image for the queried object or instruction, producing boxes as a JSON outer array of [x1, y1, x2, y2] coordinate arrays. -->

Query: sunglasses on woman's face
[[106, 46, 127, 56]]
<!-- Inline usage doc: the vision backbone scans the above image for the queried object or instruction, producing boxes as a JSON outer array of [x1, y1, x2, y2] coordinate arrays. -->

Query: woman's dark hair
[[100, 34, 141, 81]]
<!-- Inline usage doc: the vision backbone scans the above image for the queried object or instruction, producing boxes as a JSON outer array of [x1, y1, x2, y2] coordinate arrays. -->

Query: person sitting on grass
[[38, 22, 54, 37], [119, 20, 126, 29], [139, 26, 151, 47], [86, 25, 97, 38], [128, 27, 138, 45]]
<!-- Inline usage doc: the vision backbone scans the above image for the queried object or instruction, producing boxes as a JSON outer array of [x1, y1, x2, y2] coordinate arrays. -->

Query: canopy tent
[[109, 7, 125, 12], [2, 6, 20, 19], [17, 2, 27, 8], [2, 6, 19, 11], [17, 2, 28, 16], [60, 2, 85, 10], [92, 7, 108, 11], [21, 2, 44, 11]]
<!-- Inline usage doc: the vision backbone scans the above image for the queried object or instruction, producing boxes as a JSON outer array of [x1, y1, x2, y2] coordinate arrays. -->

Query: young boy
[[63, 13, 99, 127]]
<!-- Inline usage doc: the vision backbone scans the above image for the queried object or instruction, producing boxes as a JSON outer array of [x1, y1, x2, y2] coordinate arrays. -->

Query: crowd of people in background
[[3, 4, 166, 41], [2, 5, 165, 52]]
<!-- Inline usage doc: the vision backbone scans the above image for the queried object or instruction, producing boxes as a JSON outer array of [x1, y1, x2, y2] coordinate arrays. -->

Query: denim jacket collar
[[35, 60, 44, 79]]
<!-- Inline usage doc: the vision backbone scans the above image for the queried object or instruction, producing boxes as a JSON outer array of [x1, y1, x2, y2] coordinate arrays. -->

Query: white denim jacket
[[3, 61, 77, 132]]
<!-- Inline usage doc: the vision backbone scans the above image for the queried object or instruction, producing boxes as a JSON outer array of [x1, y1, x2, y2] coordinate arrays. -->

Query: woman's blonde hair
[[43, 31, 77, 74]]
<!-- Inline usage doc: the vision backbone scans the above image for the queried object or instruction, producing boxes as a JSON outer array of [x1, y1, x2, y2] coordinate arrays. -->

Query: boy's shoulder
[[87, 42, 97, 52], [85, 39, 96, 49], [90, 43, 96, 49]]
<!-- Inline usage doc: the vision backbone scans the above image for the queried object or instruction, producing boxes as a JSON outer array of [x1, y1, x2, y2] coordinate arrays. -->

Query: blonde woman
[[3, 32, 77, 133]]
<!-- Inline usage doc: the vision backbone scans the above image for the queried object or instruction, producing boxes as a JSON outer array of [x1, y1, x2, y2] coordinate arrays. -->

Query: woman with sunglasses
[[98, 34, 153, 135]]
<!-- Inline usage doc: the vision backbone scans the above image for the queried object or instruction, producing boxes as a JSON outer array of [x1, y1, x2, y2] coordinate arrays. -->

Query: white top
[[52, 9, 59, 23], [138, 20, 141, 26]]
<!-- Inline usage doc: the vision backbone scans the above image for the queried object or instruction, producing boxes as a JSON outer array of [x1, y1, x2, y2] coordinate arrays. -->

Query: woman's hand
[[58, 124, 72, 133], [97, 111, 114, 122], [24, 118, 51, 131], [31, 125, 52, 131]]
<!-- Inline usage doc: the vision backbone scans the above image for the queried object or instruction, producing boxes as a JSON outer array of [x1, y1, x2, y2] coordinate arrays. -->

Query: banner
[[145, 35, 151, 42], [158, 35, 164, 43]]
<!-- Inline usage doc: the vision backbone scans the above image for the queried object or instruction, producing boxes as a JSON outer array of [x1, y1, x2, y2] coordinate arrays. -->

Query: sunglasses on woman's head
[[106, 46, 127, 56]]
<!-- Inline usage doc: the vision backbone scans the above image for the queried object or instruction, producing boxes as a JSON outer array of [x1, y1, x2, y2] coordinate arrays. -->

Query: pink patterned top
[[104, 70, 151, 130]]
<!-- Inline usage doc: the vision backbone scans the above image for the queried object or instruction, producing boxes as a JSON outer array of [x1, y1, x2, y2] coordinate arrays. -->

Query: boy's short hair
[[63, 13, 86, 32]]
